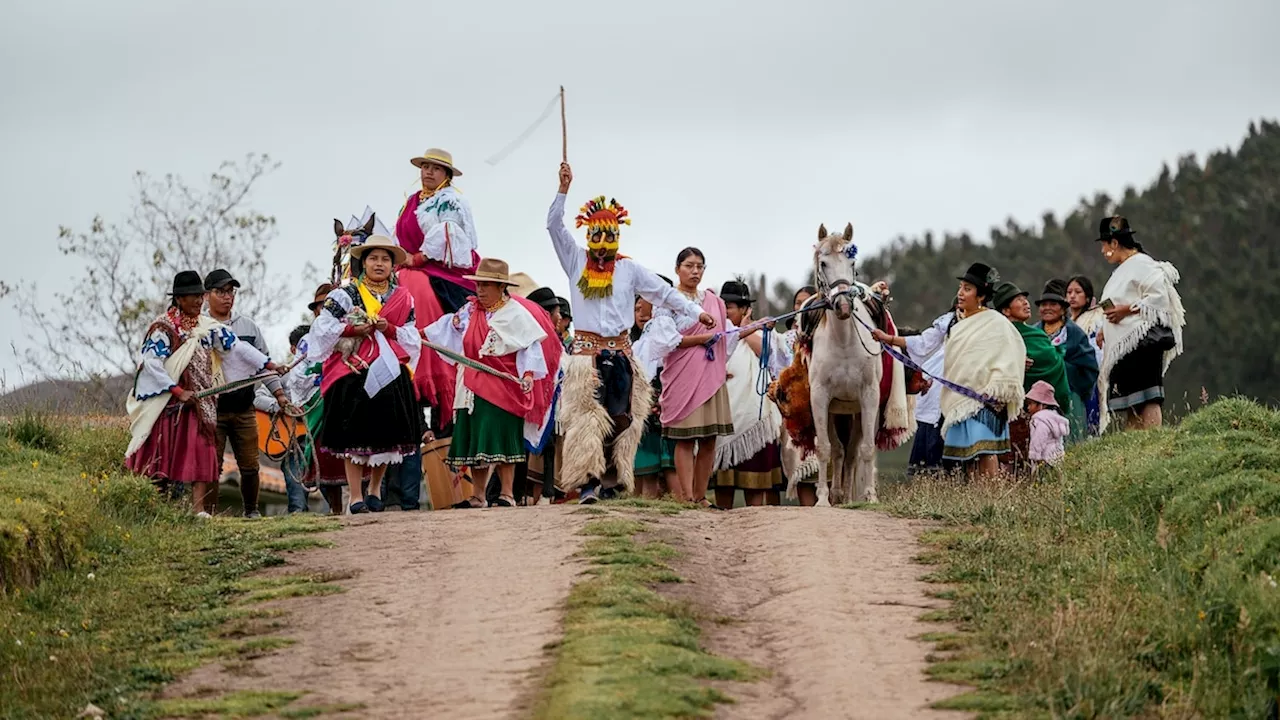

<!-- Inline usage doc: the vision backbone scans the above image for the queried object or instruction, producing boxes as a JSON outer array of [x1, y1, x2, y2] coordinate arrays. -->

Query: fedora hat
[[307, 282, 334, 312], [992, 281, 1029, 311], [957, 262, 999, 295], [348, 235, 408, 266], [409, 148, 462, 176], [557, 297, 572, 320], [527, 287, 560, 312], [1026, 380, 1059, 408], [1035, 278, 1069, 307], [1095, 215, 1137, 242], [170, 270, 206, 297], [719, 280, 753, 304], [463, 257, 519, 286]]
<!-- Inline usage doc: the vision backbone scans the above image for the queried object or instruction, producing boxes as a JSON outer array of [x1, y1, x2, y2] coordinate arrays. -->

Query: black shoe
[[365, 495, 385, 513]]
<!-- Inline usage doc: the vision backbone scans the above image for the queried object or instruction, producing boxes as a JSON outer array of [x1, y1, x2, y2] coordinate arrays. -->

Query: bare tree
[[7, 153, 306, 384]]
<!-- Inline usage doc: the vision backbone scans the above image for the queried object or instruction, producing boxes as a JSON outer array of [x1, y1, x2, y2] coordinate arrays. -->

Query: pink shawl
[[660, 290, 728, 426]]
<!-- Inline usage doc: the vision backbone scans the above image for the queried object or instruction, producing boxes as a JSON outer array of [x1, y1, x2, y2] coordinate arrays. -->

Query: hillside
[[0, 375, 130, 416], [856, 119, 1280, 409]]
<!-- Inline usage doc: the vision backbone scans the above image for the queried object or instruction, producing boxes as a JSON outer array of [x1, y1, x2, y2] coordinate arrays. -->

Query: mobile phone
[[1100, 299, 1115, 311]]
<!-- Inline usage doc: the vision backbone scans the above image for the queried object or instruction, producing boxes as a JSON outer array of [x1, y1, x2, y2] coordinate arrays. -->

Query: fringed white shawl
[[1097, 253, 1186, 431], [939, 309, 1026, 436], [714, 342, 781, 470]]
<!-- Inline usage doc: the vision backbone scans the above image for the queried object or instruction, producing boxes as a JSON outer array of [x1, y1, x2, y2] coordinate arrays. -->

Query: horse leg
[[828, 418, 846, 505], [855, 386, 880, 503], [811, 386, 833, 508]]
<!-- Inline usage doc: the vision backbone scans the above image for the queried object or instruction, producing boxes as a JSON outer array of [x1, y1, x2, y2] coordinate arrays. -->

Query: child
[[1026, 380, 1070, 477]]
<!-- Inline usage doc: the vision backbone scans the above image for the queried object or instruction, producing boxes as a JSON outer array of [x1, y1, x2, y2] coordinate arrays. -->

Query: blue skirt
[[942, 408, 1010, 462]]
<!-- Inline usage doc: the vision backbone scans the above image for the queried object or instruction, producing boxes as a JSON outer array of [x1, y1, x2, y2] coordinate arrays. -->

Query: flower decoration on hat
[[985, 267, 1001, 286], [574, 196, 631, 300], [1108, 216, 1125, 234]]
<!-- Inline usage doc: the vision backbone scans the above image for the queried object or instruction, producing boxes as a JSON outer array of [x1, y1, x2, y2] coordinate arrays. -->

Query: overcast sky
[[3, 0, 1278, 385]]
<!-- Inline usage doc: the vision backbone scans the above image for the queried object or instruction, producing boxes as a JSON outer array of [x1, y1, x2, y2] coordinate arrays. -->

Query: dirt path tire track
[[662, 507, 970, 720], [164, 507, 587, 720]]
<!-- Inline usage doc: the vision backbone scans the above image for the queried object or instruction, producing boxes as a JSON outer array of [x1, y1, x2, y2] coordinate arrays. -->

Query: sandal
[[492, 495, 516, 508], [697, 498, 726, 511], [451, 496, 485, 509]]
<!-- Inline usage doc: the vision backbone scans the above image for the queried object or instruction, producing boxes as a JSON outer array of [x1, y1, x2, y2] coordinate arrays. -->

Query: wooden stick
[[560, 85, 567, 163]]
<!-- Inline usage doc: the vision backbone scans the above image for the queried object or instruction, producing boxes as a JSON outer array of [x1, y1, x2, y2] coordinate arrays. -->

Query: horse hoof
[[816, 498, 832, 508]]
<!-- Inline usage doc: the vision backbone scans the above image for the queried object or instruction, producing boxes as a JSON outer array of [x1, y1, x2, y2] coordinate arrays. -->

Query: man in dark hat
[[204, 268, 286, 518]]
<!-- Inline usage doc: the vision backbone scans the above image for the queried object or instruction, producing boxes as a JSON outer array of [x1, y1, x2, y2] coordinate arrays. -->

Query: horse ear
[[362, 213, 376, 235], [843, 223, 853, 241], [333, 219, 345, 236], [817, 224, 828, 240]]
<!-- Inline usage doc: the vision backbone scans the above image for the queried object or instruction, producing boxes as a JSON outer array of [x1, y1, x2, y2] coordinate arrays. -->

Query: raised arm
[[547, 163, 583, 275]]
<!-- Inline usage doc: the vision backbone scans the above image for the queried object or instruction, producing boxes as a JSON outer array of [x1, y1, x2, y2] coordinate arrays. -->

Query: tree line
[[767, 119, 1279, 409]]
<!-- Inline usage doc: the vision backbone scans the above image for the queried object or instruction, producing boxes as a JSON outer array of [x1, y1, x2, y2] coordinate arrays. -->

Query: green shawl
[[1014, 322, 1072, 413]]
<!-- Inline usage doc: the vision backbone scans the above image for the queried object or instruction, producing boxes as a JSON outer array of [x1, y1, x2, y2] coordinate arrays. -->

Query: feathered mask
[[574, 196, 630, 299]]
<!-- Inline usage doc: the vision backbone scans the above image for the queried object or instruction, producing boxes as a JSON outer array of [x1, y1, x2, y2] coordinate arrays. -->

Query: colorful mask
[[574, 196, 630, 299]]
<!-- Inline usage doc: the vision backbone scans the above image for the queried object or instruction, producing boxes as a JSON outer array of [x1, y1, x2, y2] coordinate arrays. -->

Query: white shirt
[[425, 302, 548, 411], [904, 311, 953, 426], [546, 193, 703, 337], [416, 186, 478, 269]]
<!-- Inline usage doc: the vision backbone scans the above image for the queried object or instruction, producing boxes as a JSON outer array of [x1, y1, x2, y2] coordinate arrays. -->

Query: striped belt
[[571, 331, 632, 356]]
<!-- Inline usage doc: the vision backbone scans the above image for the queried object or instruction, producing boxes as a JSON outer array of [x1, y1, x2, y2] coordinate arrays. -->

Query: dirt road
[[665, 507, 967, 719], [164, 505, 965, 719]]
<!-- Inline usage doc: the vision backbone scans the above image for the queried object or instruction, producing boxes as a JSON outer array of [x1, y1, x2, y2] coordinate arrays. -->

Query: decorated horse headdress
[[574, 196, 631, 299], [330, 207, 394, 285]]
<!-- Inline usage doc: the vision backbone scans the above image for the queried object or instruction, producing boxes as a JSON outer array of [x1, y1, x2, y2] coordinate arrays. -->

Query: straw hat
[[409, 148, 463, 176], [348, 235, 408, 266], [463, 257, 518, 286]]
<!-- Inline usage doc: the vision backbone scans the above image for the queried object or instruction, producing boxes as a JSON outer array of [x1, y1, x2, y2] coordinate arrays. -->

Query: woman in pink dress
[[394, 148, 479, 428]]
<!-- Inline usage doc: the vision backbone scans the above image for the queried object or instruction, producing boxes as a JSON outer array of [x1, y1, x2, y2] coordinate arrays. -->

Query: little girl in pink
[[1026, 380, 1070, 474]]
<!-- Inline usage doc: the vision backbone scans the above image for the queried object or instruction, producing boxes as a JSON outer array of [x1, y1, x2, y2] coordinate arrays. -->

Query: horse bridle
[[815, 269, 882, 358]]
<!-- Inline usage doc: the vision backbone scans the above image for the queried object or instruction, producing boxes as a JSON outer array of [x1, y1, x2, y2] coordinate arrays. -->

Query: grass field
[[0, 413, 344, 719], [880, 397, 1280, 718]]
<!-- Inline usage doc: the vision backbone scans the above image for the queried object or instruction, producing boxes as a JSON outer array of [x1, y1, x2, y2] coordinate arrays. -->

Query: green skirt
[[635, 428, 675, 477], [448, 396, 526, 469]]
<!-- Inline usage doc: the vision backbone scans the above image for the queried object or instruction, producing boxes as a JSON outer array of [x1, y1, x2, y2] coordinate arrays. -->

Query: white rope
[[484, 91, 562, 166]]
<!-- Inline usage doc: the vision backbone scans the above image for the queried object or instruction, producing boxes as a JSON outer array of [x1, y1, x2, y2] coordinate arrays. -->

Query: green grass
[[878, 397, 1280, 718], [534, 512, 762, 719], [0, 415, 344, 719]]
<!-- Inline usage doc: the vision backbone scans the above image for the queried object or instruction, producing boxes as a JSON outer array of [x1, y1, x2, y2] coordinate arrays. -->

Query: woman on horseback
[[395, 148, 479, 426]]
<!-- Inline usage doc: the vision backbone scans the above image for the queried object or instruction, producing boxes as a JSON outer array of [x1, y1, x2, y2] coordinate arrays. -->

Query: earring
[[1105, 251, 1114, 258]]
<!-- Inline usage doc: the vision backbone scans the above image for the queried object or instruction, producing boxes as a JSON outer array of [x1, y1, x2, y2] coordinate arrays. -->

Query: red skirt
[[125, 399, 219, 483], [397, 268, 457, 419]]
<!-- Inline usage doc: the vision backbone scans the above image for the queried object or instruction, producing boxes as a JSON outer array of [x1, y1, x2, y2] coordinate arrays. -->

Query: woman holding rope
[[308, 236, 423, 514], [125, 271, 283, 517], [874, 263, 1025, 479]]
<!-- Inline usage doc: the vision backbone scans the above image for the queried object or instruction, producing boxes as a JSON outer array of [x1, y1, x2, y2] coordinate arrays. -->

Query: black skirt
[[319, 366, 422, 458], [1108, 344, 1165, 412]]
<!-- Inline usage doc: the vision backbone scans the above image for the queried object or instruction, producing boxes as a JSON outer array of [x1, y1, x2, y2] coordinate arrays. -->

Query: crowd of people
[[122, 149, 1188, 515]]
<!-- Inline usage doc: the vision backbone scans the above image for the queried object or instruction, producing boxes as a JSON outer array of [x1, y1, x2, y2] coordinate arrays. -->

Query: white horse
[[805, 223, 884, 506]]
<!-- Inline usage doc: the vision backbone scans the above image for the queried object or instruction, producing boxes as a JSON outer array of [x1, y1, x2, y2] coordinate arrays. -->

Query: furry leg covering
[[555, 354, 653, 493]]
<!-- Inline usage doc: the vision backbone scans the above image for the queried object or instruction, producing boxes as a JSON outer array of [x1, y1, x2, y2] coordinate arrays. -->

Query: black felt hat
[[556, 297, 572, 320], [719, 280, 753, 304], [1095, 216, 1138, 242], [1035, 278, 1069, 307], [957, 262, 999, 295], [170, 271, 206, 297], [527, 287, 560, 312]]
